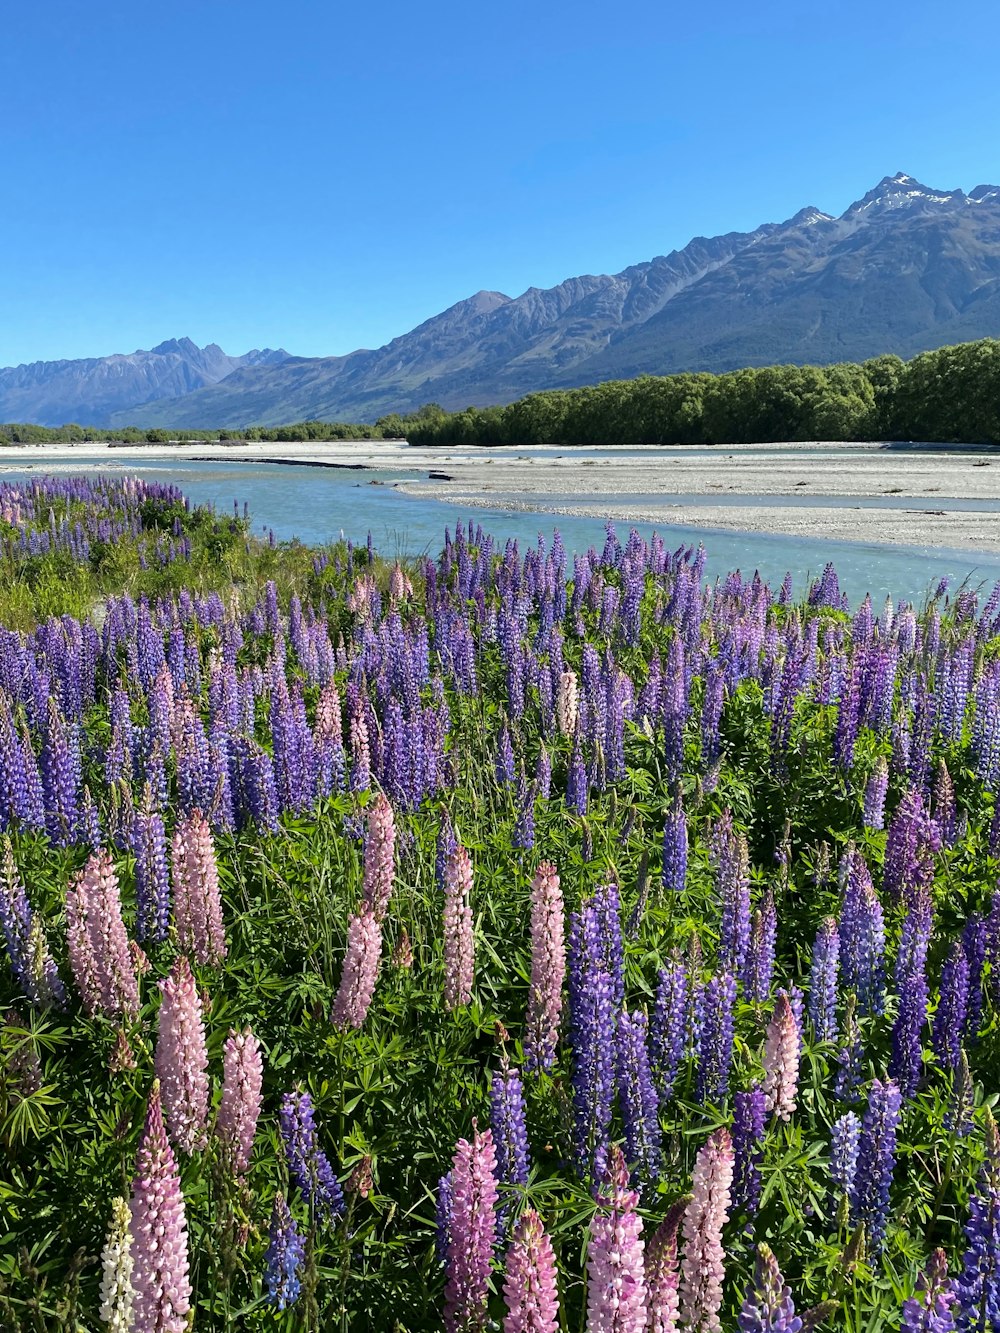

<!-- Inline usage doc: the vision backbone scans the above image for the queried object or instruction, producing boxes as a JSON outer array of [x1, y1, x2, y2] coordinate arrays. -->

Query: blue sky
[[3, 0, 998, 365]]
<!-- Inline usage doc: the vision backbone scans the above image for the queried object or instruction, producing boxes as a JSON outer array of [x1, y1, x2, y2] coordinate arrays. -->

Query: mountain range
[[5, 173, 1000, 429]]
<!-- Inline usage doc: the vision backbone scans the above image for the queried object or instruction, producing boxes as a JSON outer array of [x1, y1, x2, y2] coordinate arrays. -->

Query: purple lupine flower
[[830, 1112, 861, 1198], [435, 1172, 454, 1264], [490, 1066, 531, 1188], [850, 1078, 903, 1251], [833, 996, 864, 1103], [131, 805, 170, 944], [444, 1125, 499, 1333], [737, 1244, 802, 1333], [651, 957, 688, 1104], [954, 1115, 1000, 1332], [863, 756, 890, 831], [617, 1009, 662, 1185], [0, 839, 64, 1009], [264, 1194, 305, 1310], [496, 724, 516, 785], [696, 972, 737, 1105], [808, 918, 840, 1043], [732, 1084, 767, 1216], [743, 892, 777, 1004], [513, 774, 536, 851], [525, 861, 565, 1074], [566, 732, 588, 816], [963, 915, 987, 1045], [901, 1248, 958, 1333], [933, 941, 970, 1072], [594, 881, 625, 1009], [279, 1088, 344, 1219], [568, 895, 616, 1181], [839, 848, 885, 1016], [717, 826, 751, 978], [661, 796, 688, 895], [890, 890, 932, 1099]]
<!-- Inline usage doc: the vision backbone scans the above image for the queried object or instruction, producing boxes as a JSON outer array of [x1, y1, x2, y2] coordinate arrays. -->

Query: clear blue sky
[[3, 0, 998, 366]]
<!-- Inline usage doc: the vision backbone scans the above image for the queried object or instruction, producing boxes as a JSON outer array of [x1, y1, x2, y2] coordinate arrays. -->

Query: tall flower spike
[[264, 1193, 305, 1311], [331, 909, 383, 1030], [617, 1008, 662, 1185], [646, 1198, 687, 1333], [696, 972, 737, 1105], [737, 1244, 802, 1333], [586, 1143, 647, 1331], [443, 844, 475, 1010], [901, 1248, 957, 1333], [763, 991, 800, 1121], [732, 1085, 767, 1216], [679, 1127, 734, 1333], [66, 850, 139, 1019], [279, 1087, 344, 1218], [129, 1081, 192, 1333], [808, 918, 839, 1043], [170, 808, 226, 965], [502, 1208, 560, 1333], [525, 861, 566, 1073], [830, 1112, 861, 1199], [98, 1196, 135, 1333], [154, 955, 209, 1154], [444, 1124, 499, 1333], [491, 1066, 531, 1189], [361, 791, 396, 920], [216, 1027, 263, 1175], [0, 839, 64, 1009], [953, 1109, 1000, 1332], [849, 1078, 902, 1252]]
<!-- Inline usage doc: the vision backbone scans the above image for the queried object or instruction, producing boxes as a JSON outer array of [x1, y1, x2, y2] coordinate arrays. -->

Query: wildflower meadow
[[4, 473, 1000, 1331]]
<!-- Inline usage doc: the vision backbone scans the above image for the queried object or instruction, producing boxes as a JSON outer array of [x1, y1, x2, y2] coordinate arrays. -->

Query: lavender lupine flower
[[617, 1009, 662, 1184], [154, 955, 209, 1154], [502, 1208, 560, 1333], [808, 918, 840, 1043], [850, 1078, 903, 1251], [279, 1087, 344, 1218], [954, 1116, 1000, 1332], [679, 1127, 735, 1333], [891, 923, 931, 1099], [491, 1066, 531, 1188], [646, 1199, 687, 1333], [331, 909, 383, 1030], [129, 1082, 191, 1333], [839, 849, 886, 1016], [732, 1085, 767, 1216], [525, 861, 565, 1073], [66, 851, 139, 1019], [444, 1125, 499, 1333], [361, 792, 395, 920], [651, 957, 688, 1104], [585, 1144, 647, 1332], [98, 1196, 135, 1333], [863, 757, 890, 831], [717, 829, 751, 978], [762, 991, 800, 1121], [743, 892, 777, 1004], [901, 1248, 958, 1333], [567, 732, 588, 816], [569, 894, 617, 1181], [661, 798, 688, 895], [696, 972, 737, 1105], [0, 839, 64, 1009], [436, 1171, 454, 1264], [264, 1194, 305, 1310], [443, 844, 475, 1010], [131, 804, 170, 945], [830, 1112, 861, 1199], [933, 942, 970, 1073], [738, 1244, 802, 1333], [170, 808, 226, 965], [216, 1026, 263, 1175], [963, 915, 987, 1045]]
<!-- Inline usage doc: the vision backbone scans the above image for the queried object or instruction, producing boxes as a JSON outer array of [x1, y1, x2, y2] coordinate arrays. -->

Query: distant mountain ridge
[[6, 173, 1000, 428], [0, 337, 289, 427]]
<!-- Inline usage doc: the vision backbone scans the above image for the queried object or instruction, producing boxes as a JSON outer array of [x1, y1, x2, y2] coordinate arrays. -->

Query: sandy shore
[[2, 438, 999, 552]]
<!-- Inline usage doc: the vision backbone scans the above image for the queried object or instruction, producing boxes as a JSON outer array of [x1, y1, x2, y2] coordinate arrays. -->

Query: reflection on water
[[2, 452, 999, 608]]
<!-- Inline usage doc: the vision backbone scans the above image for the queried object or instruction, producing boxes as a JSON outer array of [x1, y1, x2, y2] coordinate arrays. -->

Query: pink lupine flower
[[503, 1207, 560, 1333], [130, 1081, 191, 1333], [556, 670, 580, 738], [216, 1026, 263, 1175], [331, 910, 383, 1029], [645, 1198, 687, 1333], [392, 928, 414, 970], [525, 861, 565, 1072], [154, 955, 209, 1154], [443, 844, 475, 1010], [444, 1123, 499, 1333], [389, 562, 406, 601], [678, 1127, 734, 1333], [361, 792, 396, 921], [586, 1144, 647, 1332], [762, 990, 800, 1122], [315, 680, 343, 744], [171, 809, 226, 966], [65, 851, 139, 1019]]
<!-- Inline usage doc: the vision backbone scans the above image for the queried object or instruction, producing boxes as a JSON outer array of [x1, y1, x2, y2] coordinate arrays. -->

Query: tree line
[[404, 338, 1000, 446]]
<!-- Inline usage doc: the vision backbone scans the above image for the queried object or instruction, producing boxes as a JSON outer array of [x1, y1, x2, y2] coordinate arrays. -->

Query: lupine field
[[6, 477, 1000, 1332]]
